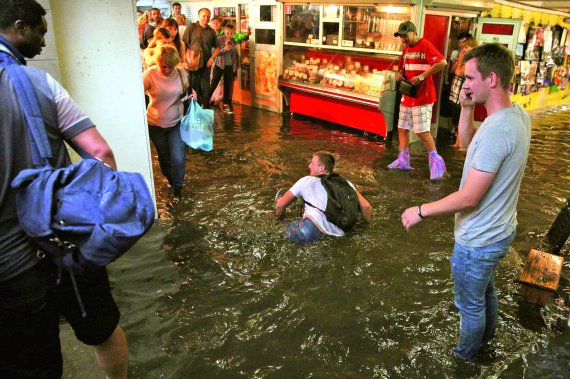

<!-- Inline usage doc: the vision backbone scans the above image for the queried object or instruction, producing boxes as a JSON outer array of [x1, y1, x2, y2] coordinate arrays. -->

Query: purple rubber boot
[[387, 149, 414, 170], [428, 150, 447, 181]]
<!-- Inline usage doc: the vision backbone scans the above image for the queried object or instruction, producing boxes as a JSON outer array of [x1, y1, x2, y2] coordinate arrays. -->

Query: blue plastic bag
[[180, 99, 214, 151]]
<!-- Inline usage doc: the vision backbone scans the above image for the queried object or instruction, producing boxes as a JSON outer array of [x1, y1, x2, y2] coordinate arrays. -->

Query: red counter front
[[279, 80, 396, 138]]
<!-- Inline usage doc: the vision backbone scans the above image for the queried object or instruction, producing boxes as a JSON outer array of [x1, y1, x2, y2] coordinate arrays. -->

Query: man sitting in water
[[275, 151, 372, 244]]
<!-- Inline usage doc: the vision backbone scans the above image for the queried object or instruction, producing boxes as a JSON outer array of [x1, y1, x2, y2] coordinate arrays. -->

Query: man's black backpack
[[305, 173, 360, 231]]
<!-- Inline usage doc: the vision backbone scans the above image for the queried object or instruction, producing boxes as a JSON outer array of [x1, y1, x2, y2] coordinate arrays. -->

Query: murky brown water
[[109, 104, 569, 378]]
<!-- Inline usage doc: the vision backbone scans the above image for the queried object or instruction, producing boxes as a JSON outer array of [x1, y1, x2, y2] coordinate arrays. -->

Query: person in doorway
[[448, 37, 478, 148], [401, 43, 531, 361], [449, 31, 473, 67], [388, 21, 448, 181], [0, 0, 127, 377], [141, 7, 163, 49], [143, 45, 191, 198], [209, 23, 238, 114], [181, 7, 220, 109], [276, 151, 372, 244], [171, 2, 182, 19]]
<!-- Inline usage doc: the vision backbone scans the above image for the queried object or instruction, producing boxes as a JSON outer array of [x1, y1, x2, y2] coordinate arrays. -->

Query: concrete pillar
[[46, 0, 156, 203]]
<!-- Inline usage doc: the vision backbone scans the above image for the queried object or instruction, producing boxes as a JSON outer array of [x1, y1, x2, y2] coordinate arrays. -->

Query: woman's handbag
[[185, 48, 201, 71], [3, 63, 155, 276], [180, 99, 214, 151], [185, 23, 203, 71], [396, 77, 418, 97]]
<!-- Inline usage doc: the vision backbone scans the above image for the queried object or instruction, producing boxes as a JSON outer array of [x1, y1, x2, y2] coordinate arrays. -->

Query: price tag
[[311, 39, 320, 45], [341, 40, 354, 47]]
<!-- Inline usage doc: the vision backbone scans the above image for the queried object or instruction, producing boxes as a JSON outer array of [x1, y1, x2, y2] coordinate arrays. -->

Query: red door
[[423, 15, 448, 124]]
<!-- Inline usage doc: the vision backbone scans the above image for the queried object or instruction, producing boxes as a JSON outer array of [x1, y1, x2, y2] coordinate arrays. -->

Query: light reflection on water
[[112, 105, 569, 378]]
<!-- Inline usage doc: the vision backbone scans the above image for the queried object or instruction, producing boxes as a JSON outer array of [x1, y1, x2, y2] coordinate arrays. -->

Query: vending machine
[[248, 1, 283, 113]]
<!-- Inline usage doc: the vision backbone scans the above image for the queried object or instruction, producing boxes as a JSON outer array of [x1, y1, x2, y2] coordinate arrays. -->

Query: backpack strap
[[302, 173, 333, 213], [0, 50, 52, 168]]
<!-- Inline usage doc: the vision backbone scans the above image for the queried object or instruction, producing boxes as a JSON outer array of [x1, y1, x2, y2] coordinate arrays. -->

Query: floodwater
[[92, 105, 569, 378]]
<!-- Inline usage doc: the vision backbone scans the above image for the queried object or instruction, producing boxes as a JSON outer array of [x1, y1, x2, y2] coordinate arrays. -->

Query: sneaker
[[387, 149, 413, 170], [223, 104, 233, 114], [173, 187, 182, 198], [428, 150, 447, 181]]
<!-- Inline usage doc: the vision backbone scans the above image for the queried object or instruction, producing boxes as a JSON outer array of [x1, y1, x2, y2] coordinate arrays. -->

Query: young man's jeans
[[451, 232, 515, 360], [209, 65, 235, 105], [284, 218, 325, 244], [148, 123, 186, 190]]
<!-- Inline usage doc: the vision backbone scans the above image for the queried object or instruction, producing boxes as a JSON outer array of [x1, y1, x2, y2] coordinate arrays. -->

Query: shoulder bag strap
[[0, 52, 52, 167], [176, 67, 185, 94]]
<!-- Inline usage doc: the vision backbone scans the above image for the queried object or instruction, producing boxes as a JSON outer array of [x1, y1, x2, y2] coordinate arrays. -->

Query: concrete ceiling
[[511, 1, 570, 14]]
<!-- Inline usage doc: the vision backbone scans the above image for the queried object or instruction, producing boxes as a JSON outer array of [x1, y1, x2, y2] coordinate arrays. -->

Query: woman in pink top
[[143, 45, 191, 198]]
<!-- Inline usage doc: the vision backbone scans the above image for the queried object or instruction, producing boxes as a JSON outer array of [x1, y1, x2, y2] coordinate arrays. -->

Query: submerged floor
[[63, 104, 569, 378]]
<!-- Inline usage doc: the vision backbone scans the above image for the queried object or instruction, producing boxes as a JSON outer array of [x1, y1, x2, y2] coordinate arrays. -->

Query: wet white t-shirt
[[289, 176, 349, 237]]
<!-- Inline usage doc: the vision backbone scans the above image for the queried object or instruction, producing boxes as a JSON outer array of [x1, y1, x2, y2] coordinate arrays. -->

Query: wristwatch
[[417, 205, 425, 219], [418, 74, 425, 81]]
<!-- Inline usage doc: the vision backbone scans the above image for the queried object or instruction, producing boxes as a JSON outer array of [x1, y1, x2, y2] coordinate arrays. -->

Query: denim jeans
[[148, 123, 186, 190], [451, 232, 515, 360], [284, 218, 325, 244]]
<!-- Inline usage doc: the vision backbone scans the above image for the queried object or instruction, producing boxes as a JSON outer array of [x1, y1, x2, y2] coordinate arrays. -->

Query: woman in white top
[[143, 45, 191, 197]]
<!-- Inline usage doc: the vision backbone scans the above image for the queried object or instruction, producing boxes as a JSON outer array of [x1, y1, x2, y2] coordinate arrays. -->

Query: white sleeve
[[45, 73, 94, 139]]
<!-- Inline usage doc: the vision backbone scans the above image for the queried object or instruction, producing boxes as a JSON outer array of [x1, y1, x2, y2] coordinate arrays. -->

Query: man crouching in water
[[275, 151, 372, 244]]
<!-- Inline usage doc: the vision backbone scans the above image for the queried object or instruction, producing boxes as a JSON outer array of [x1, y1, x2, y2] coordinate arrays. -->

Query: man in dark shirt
[[181, 7, 220, 108], [140, 7, 163, 49], [0, 1, 127, 377]]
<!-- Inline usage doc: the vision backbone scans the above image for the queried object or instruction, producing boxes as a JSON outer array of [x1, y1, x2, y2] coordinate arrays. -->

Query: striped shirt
[[214, 35, 237, 72], [398, 38, 445, 107]]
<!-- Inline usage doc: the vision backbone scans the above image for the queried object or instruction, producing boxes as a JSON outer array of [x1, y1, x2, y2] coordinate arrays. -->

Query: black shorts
[[0, 259, 120, 378], [451, 103, 462, 127]]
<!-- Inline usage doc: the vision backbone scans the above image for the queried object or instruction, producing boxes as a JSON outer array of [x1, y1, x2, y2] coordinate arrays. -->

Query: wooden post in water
[[519, 199, 569, 305]]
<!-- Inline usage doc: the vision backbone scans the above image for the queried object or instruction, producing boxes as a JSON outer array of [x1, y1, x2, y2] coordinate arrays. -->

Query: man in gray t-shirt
[[400, 43, 531, 361]]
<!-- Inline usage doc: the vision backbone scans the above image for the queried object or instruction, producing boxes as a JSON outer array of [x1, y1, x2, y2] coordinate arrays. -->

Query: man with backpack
[[275, 151, 371, 244], [0, 1, 127, 377]]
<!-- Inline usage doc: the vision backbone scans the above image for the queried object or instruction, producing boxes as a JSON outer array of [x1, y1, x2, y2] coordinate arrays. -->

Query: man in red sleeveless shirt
[[388, 21, 448, 181]]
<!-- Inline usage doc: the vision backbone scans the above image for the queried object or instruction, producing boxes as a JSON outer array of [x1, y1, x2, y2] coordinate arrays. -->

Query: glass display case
[[214, 6, 237, 26], [279, 45, 399, 137], [280, 3, 414, 136], [282, 46, 397, 99], [284, 3, 411, 55], [342, 5, 409, 52], [284, 5, 321, 44]]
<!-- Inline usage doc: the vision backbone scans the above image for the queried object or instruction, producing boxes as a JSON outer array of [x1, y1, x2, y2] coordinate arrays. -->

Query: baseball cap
[[394, 21, 417, 37]]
